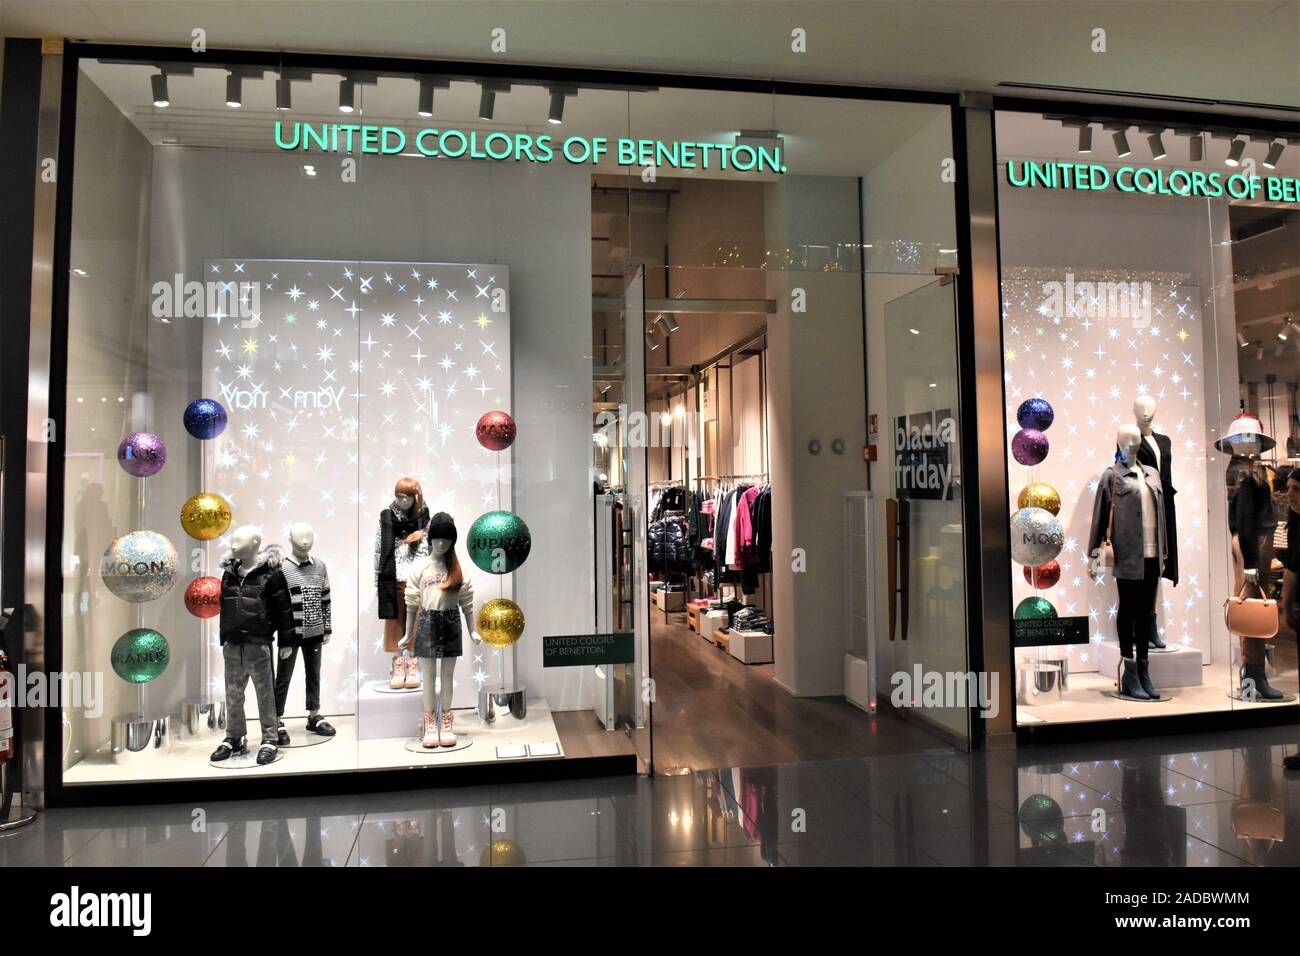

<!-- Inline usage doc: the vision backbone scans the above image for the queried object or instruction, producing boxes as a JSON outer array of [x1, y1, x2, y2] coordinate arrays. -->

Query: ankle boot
[[1147, 612, 1166, 649], [1241, 663, 1285, 701], [420, 711, 439, 748], [1137, 659, 1160, 699], [1120, 659, 1150, 699]]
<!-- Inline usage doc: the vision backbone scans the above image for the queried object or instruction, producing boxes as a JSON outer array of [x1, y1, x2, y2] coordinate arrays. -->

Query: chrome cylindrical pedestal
[[180, 697, 226, 740], [110, 712, 174, 764], [477, 685, 527, 728], [1016, 663, 1061, 706]]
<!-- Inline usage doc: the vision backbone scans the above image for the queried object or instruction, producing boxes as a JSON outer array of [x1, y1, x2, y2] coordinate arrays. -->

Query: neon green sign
[[1006, 159, 1299, 204], [273, 122, 785, 173]]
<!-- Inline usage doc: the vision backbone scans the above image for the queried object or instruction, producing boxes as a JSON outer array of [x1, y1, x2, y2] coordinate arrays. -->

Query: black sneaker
[[256, 743, 279, 765], [306, 714, 336, 737], [211, 737, 247, 761], [277, 722, 291, 747]]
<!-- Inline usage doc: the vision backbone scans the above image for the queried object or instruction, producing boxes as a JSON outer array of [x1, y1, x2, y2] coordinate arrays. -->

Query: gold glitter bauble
[[480, 838, 527, 867], [179, 491, 233, 541], [476, 598, 525, 648], [1016, 482, 1061, 516]]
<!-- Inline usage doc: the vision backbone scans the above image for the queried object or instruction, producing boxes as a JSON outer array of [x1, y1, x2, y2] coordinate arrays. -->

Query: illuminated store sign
[[1006, 159, 1300, 204], [274, 122, 786, 173]]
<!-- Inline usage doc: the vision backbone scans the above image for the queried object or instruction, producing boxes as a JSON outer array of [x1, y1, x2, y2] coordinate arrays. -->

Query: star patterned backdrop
[[1003, 269, 1213, 675], [202, 259, 512, 716]]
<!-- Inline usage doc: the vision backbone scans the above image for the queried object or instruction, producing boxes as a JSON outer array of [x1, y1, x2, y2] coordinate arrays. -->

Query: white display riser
[[358, 680, 478, 740], [1095, 641, 1204, 688]]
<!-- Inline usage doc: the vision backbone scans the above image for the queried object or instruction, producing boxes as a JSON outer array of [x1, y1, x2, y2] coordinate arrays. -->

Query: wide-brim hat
[[1214, 411, 1276, 455]]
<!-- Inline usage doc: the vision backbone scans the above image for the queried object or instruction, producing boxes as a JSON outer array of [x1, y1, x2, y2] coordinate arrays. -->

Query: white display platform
[[1096, 641, 1204, 688], [63, 701, 566, 784]]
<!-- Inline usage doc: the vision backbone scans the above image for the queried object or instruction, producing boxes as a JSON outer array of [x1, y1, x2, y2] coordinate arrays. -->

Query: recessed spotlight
[[1226, 137, 1246, 167], [150, 72, 169, 108], [225, 72, 242, 109], [275, 76, 292, 111], [338, 78, 355, 113], [1263, 141, 1285, 169], [909, 328, 920, 335], [928, 382, 937, 388]]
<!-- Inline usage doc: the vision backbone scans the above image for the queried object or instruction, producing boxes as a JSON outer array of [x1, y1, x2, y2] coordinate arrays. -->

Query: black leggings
[[1116, 558, 1159, 661]]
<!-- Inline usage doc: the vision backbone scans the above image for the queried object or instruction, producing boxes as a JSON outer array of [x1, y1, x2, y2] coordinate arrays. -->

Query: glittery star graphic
[[475, 314, 492, 330], [241, 337, 259, 355]]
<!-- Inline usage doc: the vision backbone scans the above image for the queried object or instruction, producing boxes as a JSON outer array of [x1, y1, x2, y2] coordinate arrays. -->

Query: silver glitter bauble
[[1009, 507, 1063, 566], [100, 531, 179, 603]]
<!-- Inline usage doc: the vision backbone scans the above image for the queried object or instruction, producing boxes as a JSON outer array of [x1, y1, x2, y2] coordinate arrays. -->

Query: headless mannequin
[[1090, 426, 1164, 700], [1133, 396, 1171, 650], [400, 537, 480, 746]]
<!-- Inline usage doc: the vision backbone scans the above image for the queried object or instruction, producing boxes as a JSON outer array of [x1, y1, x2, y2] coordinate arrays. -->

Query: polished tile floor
[[3, 727, 1297, 866]]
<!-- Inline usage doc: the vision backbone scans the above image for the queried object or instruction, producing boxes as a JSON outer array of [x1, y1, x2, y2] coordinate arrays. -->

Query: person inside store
[[1280, 467, 1300, 771]]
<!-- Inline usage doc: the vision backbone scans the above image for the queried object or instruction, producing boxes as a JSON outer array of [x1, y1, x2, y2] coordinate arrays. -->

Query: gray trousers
[[223, 642, 278, 744]]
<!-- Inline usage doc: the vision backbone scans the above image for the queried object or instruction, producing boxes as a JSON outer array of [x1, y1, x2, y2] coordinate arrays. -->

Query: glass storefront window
[[55, 50, 967, 792], [996, 111, 1300, 727]]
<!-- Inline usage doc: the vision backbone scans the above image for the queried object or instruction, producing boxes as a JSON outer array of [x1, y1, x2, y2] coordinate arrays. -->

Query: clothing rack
[[694, 472, 770, 484]]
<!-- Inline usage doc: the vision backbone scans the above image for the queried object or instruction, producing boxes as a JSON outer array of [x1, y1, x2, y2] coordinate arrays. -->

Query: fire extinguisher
[[0, 645, 14, 765]]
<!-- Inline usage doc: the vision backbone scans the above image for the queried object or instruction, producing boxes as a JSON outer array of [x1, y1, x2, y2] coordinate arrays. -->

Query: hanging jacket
[[220, 544, 293, 646], [649, 519, 691, 570]]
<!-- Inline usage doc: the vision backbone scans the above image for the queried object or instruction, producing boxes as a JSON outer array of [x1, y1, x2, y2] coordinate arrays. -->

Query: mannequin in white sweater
[[400, 512, 479, 748]]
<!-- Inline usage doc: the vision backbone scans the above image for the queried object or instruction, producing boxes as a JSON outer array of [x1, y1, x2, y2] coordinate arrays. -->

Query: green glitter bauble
[[1014, 596, 1057, 620], [1018, 794, 1065, 846], [110, 628, 170, 683], [467, 510, 532, 574]]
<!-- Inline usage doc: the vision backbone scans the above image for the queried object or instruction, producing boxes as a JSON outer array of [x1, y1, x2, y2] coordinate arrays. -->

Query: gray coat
[[1088, 463, 1167, 580]]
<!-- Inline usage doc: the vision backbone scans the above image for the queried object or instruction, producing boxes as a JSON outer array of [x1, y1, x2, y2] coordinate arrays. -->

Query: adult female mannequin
[[1089, 424, 1167, 700], [401, 512, 479, 747], [1133, 395, 1178, 649], [375, 477, 429, 689]]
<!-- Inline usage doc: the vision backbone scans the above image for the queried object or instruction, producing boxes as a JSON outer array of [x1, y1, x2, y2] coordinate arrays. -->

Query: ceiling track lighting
[[338, 77, 355, 113], [1145, 129, 1167, 161], [1077, 124, 1093, 154], [225, 71, 242, 109], [1263, 140, 1285, 169], [150, 71, 169, 108], [1188, 132, 1204, 163], [1111, 127, 1132, 158], [275, 75, 292, 111], [658, 313, 680, 334], [646, 328, 660, 352], [1237, 330, 1250, 348], [479, 84, 496, 121], [546, 85, 576, 125], [1225, 137, 1246, 167], [418, 77, 435, 117]]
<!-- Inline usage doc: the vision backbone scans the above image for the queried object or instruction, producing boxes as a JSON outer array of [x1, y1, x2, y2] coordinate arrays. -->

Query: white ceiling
[[5, 0, 1299, 110]]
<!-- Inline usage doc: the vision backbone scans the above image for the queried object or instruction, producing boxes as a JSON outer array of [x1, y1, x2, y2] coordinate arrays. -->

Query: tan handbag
[[1223, 577, 1279, 639], [1094, 469, 1117, 573]]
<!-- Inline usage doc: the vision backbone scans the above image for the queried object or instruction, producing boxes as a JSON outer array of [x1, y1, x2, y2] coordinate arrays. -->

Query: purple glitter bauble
[[1011, 428, 1049, 466], [1016, 397, 1055, 432], [183, 398, 227, 440], [117, 431, 167, 477]]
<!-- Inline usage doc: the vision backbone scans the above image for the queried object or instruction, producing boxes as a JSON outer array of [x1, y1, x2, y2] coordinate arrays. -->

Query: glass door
[[880, 277, 972, 744]]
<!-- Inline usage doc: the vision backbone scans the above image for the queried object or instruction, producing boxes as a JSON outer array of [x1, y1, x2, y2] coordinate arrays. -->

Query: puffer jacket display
[[649, 518, 692, 571], [220, 544, 293, 645]]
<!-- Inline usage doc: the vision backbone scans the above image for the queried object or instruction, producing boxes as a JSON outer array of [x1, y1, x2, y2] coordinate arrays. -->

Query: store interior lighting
[[338, 77, 355, 113], [478, 83, 496, 121], [646, 328, 660, 351], [547, 88, 566, 125], [1111, 127, 1132, 158], [275, 76, 292, 111], [150, 72, 169, 108], [1147, 130, 1167, 160], [1188, 132, 1204, 162], [1263, 140, 1285, 169], [1237, 330, 1249, 348], [225, 72, 242, 108], [1077, 124, 1093, 154], [418, 77, 435, 117]]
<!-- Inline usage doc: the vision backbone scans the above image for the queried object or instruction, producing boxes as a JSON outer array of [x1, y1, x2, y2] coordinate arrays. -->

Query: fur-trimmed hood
[[220, 542, 283, 574]]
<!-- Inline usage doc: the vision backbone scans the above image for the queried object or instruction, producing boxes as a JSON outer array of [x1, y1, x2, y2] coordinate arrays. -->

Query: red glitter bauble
[[476, 410, 516, 451], [1023, 560, 1061, 590], [184, 576, 222, 619]]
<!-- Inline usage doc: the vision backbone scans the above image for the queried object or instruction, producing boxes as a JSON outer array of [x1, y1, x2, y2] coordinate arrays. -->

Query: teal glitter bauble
[[111, 628, 170, 683], [1014, 596, 1057, 620], [467, 510, 532, 574]]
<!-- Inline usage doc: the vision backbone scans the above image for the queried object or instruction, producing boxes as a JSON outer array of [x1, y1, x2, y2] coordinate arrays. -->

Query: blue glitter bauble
[[1016, 397, 1055, 432], [183, 398, 228, 440]]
